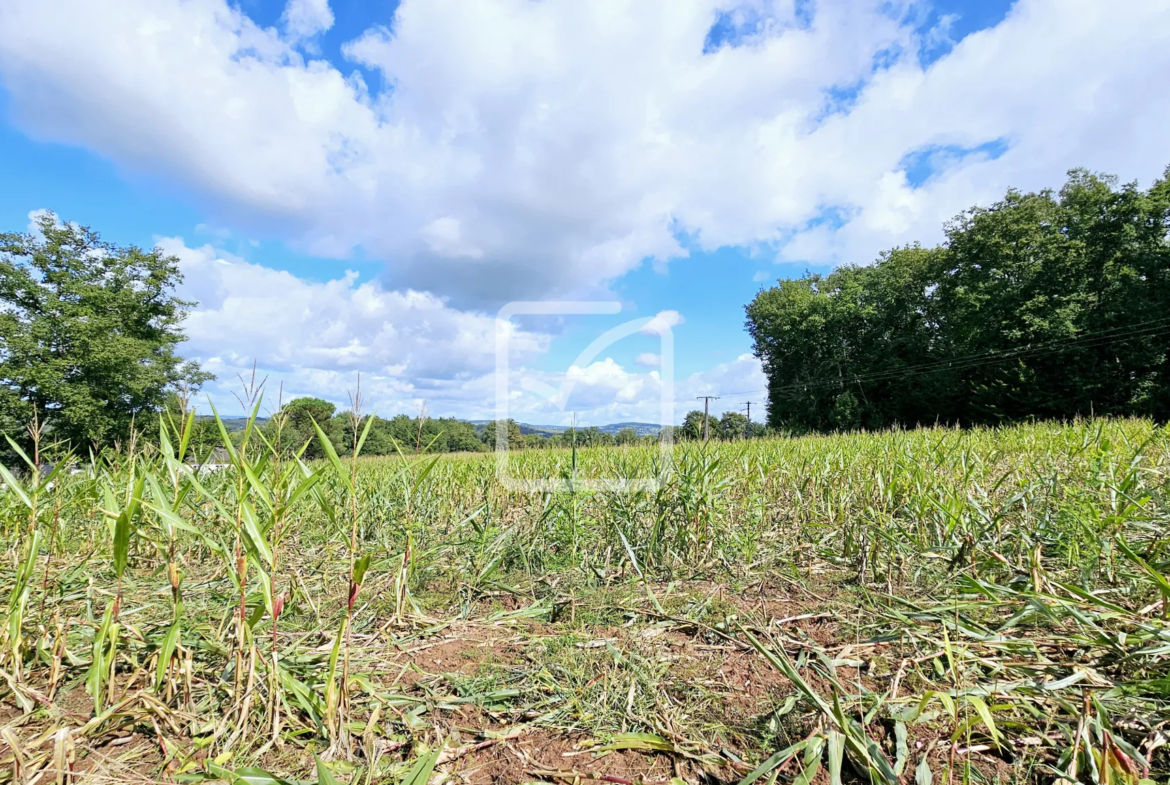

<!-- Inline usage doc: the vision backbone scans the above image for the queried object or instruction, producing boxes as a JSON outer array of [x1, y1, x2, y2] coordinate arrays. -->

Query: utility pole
[[696, 396, 720, 441], [743, 401, 753, 440]]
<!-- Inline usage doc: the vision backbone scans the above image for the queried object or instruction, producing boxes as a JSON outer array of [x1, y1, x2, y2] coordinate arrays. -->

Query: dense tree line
[[253, 398, 487, 459], [746, 168, 1170, 432], [679, 409, 766, 440]]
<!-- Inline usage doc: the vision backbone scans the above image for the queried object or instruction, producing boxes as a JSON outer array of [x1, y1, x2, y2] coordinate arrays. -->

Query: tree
[[267, 397, 338, 458], [479, 419, 524, 450], [0, 213, 211, 451], [746, 166, 1170, 431], [282, 397, 336, 430], [718, 411, 748, 440], [615, 427, 637, 444], [681, 410, 708, 439]]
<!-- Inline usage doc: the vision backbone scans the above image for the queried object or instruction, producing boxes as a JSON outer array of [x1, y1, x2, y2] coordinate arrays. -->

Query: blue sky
[[1, 0, 1167, 424]]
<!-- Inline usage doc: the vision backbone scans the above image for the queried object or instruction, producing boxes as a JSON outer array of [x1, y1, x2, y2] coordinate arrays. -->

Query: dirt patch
[[67, 734, 165, 784], [380, 622, 526, 688], [441, 729, 699, 785]]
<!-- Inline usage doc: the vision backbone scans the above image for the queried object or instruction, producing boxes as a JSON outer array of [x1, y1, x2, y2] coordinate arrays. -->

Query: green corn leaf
[[87, 603, 116, 714], [206, 762, 297, 785], [241, 460, 273, 513], [155, 619, 182, 691], [239, 499, 274, 566], [142, 500, 203, 538], [207, 401, 240, 465], [159, 419, 175, 461], [285, 469, 322, 511], [353, 554, 372, 587], [178, 409, 196, 462], [314, 756, 341, 785], [740, 624, 835, 718], [0, 462, 31, 509], [411, 454, 442, 492], [1116, 536, 1170, 600], [793, 757, 821, 785], [399, 745, 442, 785], [738, 736, 817, 785], [280, 668, 325, 728], [599, 733, 675, 753], [915, 756, 933, 785], [826, 729, 845, 785], [355, 410, 378, 457], [246, 602, 266, 630], [113, 476, 145, 580], [4, 434, 35, 472], [894, 721, 909, 776], [312, 419, 348, 486], [965, 695, 1002, 747], [143, 471, 175, 537]]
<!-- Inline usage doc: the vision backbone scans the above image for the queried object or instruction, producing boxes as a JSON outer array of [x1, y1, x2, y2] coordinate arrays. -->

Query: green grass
[[0, 417, 1167, 784]]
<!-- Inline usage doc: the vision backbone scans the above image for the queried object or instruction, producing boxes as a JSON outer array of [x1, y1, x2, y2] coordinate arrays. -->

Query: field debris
[[0, 418, 1168, 783]]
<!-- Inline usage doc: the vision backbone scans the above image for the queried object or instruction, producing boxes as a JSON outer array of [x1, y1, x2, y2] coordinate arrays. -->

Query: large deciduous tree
[[0, 213, 211, 451], [746, 167, 1170, 432]]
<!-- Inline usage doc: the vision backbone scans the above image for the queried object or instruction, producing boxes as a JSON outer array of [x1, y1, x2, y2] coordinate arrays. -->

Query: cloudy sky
[[1, 0, 1168, 425]]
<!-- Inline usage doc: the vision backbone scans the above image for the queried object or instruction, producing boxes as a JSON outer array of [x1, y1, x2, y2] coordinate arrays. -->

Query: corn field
[[0, 414, 1168, 784]]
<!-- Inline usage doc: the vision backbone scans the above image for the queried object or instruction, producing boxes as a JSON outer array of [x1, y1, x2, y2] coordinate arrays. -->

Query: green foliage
[[746, 167, 1170, 431], [718, 410, 748, 440], [682, 409, 709, 439], [283, 397, 336, 431], [261, 404, 488, 459], [0, 212, 211, 451], [2, 417, 1169, 783], [478, 418, 524, 450]]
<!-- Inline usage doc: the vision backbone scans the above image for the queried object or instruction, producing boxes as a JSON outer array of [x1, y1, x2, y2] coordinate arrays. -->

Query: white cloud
[[283, 0, 334, 41], [641, 310, 684, 335], [168, 239, 762, 422], [503, 351, 765, 425], [25, 208, 58, 237], [160, 238, 549, 411], [420, 216, 484, 259], [4, 0, 1168, 424], [1, 0, 1166, 306]]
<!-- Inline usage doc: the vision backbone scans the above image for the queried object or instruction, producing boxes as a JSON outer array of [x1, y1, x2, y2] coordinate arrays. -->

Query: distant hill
[[200, 415, 663, 438], [195, 415, 267, 432], [595, 422, 663, 437], [469, 420, 663, 437]]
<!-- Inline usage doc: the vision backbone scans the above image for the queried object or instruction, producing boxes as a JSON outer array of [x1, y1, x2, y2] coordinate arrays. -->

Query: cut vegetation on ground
[[0, 417, 1168, 784]]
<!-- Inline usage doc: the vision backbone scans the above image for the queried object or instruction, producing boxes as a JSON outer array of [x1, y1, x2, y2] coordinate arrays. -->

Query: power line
[[705, 316, 1170, 406], [718, 387, 768, 397], [809, 317, 1170, 388], [764, 317, 1170, 395]]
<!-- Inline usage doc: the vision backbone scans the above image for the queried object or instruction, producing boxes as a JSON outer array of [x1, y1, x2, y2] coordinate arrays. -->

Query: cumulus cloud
[[1, 0, 1166, 306], [503, 351, 765, 425], [283, 0, 334, 40], [24, 208, 63, 240], [160, 238, 549, 410], [4, 0, 1167, 423], [641, 310, 684, 335]]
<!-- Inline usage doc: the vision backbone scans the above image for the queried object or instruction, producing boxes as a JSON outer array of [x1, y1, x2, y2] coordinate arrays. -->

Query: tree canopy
[[746, 168, 1170, 432], [1, 213, 210, 451]]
